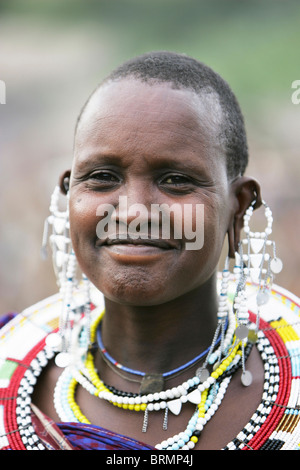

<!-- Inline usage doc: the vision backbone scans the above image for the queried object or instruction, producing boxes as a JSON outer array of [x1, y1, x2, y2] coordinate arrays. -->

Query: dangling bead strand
[[216, 256, 230, 360]]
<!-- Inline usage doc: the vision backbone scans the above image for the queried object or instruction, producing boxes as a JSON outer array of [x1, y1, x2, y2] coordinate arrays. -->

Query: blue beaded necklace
[[96, 320, 225, 384]]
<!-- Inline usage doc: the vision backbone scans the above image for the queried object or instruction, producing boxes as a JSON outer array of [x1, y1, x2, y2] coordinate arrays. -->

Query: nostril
[[111, 196, 152, 225]]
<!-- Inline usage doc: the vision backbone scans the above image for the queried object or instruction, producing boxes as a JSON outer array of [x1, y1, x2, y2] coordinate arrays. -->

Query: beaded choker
[[96, 319, 227, 395]]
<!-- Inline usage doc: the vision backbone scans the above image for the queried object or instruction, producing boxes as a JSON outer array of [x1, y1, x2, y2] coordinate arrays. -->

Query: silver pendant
[[241, 370, 253, 387], [235, 325, 249, 340], [196, 367, 209, 383], [139, 374, 164, 394]]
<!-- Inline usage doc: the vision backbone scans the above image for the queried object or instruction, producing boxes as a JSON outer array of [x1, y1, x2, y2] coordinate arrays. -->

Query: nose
[[111, 179, 154, 236]]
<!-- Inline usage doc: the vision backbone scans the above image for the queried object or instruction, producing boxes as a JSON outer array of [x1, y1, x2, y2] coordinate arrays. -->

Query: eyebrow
[[74, 153, 127, 169]]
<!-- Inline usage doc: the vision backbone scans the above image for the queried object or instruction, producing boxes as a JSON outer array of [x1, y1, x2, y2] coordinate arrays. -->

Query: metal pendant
[[241, 370, 253, 387], [139, 374, 164, 394]]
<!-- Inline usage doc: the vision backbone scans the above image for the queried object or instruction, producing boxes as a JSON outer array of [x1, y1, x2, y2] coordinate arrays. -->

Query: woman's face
[[69, 78, 234, 305]]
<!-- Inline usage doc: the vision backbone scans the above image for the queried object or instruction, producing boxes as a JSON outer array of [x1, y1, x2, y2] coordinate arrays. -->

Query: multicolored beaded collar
[[1, 281, 300, 450]]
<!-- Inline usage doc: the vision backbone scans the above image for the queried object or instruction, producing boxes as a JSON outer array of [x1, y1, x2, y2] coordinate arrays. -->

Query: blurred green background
[[0, 0, 299, 314]]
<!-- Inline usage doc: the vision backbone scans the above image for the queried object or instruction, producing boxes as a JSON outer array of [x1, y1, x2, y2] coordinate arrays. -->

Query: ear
[[227, 176, 262, 258], [59, 170, 71, 195]]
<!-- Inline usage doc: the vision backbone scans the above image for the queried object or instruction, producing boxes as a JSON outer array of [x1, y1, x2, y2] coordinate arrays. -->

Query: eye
[[91, 171, 119, 182], [159, 173, 194, 193], [163, 175, 190, 185], [87, 170, 121, 189]]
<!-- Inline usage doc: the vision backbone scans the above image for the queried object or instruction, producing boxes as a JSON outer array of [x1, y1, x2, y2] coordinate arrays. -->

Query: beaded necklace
[[53, 316, 253, 449], [1, 281, 300, 450], [96, 321, 226, 393]]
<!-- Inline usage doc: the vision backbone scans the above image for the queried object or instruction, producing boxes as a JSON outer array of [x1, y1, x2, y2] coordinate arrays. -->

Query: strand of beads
[[81, 274, 92, 354], [82, 332, 242, 414], [52, 305, 254, 451], [156, 376, 231, 450], [97, 324, 217, 381], [54, 367, 88, 423], [11, 347, 55, 450], [42, 186, 94, 372], [207, 304, 236, 366], [53, 337, 245, 450], [92, 260, 232, 392], [227, 343, 280, 448], [194, 298, 237, 383], [42, 185, 71, 288], [224, 313, 290, 450], [215, 257, 230, 361], [253, 317, 300, 451], [54, 323, 246, 432]]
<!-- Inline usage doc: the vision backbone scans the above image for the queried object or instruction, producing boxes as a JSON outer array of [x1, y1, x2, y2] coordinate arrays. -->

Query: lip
[[103, 237, 176, 249], [96, 236, 179, 260]]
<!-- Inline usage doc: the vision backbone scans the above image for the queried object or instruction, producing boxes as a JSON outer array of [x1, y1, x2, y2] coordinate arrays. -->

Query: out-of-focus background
[[0, 0, 299, 315]]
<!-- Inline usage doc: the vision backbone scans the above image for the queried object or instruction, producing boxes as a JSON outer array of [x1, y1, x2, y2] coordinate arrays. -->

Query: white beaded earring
[[240, 200, 283, 327], [41, 185, 71, 289], [42, 185, 92, 367], [216, 256, 231, 357], [233, 200, 283, 386], [201, 256, 236, 376]]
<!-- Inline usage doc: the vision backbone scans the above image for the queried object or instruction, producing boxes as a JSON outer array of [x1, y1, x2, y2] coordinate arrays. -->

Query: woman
[[1, 52, 299, 451]]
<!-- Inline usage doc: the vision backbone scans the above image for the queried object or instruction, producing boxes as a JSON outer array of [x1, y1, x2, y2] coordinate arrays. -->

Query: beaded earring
[[201, 256, 231, 371], [216, 256, 230, 356], [194, 256, 236, 387], [41, 185, 92, 367], [41, 185, 71, 287], [241, 200, 283, 321], [233, 199, 283, 386]]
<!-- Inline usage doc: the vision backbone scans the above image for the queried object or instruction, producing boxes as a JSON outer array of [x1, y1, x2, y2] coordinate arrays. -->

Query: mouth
[[96, 235, 179, 259], [105, 236, 175, 248]]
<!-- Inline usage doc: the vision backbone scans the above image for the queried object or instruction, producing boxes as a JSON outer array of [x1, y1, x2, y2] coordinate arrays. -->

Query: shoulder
[[0, 285, 104, 352], [222, 274, 300, 323]]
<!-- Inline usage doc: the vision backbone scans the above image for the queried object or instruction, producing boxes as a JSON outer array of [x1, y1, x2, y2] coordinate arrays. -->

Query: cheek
[[69, 193, 99, 255], [180, 198, 228, 252], [162, 202, 205, 249], [203, 199, 231, 260], [188, 199, 230, 273], [180, 204, 205, 251]]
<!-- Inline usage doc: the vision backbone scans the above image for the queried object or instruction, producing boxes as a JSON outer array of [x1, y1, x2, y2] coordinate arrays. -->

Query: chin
[[91, 269, 176, 307]]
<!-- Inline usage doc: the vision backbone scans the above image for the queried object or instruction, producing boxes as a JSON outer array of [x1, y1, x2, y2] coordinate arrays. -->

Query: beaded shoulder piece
[[0, 280, 300, 450], [0, 286, 104, 450]]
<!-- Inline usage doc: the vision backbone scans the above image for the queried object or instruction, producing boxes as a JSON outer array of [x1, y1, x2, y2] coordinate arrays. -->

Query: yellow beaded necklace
[[54, 309, 248, 433]]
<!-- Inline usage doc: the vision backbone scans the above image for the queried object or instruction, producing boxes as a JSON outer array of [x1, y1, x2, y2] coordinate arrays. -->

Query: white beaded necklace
[[51, 304, 255, 450]]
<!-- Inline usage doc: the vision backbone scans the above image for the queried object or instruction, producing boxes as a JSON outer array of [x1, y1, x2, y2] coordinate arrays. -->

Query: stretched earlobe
[[59, 170, 71, 195], [227, 176, 262, 258]]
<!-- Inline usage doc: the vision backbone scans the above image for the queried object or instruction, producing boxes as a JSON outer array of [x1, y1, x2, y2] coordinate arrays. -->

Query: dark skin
[[33, 78, 264, 449]]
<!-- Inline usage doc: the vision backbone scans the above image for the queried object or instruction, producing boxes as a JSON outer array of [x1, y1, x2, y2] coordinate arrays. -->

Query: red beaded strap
[[1, 338, 47, 450], [244, 313, 292, 450]]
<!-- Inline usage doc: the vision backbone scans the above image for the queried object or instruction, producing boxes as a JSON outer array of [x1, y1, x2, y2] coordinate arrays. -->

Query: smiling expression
[[69, 78, 234, 306]]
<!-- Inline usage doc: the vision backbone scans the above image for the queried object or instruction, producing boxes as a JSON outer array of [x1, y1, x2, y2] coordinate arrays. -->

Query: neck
[[99, 274, 219, 375]]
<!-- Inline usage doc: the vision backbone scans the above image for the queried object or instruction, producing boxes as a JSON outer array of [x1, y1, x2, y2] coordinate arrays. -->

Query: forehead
[[74, 78, 224, 164]]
